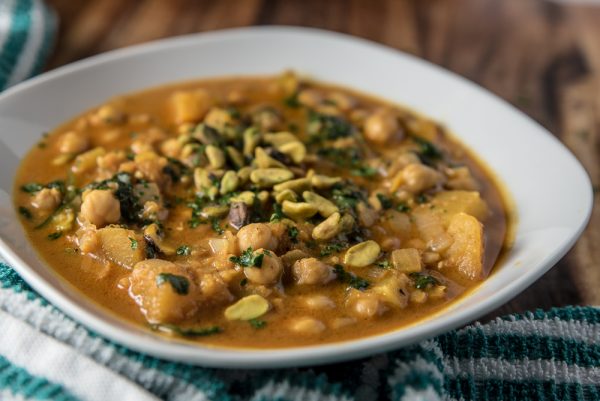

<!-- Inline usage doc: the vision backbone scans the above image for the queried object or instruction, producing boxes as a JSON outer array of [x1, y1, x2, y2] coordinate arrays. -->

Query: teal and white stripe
[[4, 258, 599, 401], [0, 0, 57, 91]]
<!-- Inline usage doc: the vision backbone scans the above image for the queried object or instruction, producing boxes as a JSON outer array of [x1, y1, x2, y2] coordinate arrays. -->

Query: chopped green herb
[[376, 260, 391, 269], [308, 111, 353, 142], [415, 194, 428, 204], [270, 203, 284, 222], [20, 183, 43, 194], [410, 272, 439, 289], [351, 166, 378, 177], [288, 226, 299, 243], [151, 324, 222, 337], [210, 217, 224, 234], [129, 237, 138, 250], [411, 135, 442, 165], [47, 231, 62, 240], [156, 273, 190, 295], [332, 187, 363, 212], [320, 242, 346, 257], [283, 92, 300, 108], [18, 206, 32, 220], [397, 203, 411, 213], [376, 194, 393, 209], [334, 264, 370, 290], [249, 318, 267, 329], [229, 247, 266, 268], [176, 245, 191, 256]]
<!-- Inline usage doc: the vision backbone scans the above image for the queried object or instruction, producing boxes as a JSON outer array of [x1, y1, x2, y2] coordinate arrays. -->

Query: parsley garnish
[[20, 183, 43, 193], [249, 319, 267, 329], [18, 206, 32, 220], [351, 166, 378, 177], [288, 226, 299, 243], [176, 245, 191, 256], [283, 92, 300, 108], [415, 194, 428, 204], [334, 264, 370, 290], [376, 260, 391, 269], [210, 217, 224, 234], [47, 231, 62, 240], [412, 135, 443, 163], [156, 273, 190, 295], [376, 194, 393, 209], [320, 242, 346, 257], [229, 247, 266, 268], [129, 237, 138, 250], [308, 111, 353, 141], [151, 324, 222, 337], [270, 203, 284, 222], [397, 203, 411, 213], [410, 273, 439, 289]]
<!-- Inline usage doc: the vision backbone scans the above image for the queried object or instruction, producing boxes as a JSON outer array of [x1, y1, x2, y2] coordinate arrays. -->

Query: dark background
[[46, 0, 600, 318]]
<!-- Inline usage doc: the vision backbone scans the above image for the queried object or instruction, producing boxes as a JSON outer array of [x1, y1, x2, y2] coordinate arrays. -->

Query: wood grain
[[45, 0, 600, 318]]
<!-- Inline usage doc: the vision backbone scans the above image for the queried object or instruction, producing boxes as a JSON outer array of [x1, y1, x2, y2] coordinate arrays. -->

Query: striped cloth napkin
[[1, 2, 600, 401]]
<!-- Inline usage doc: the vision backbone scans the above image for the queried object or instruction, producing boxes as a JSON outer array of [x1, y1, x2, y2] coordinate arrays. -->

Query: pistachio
[[312, 212, 341, 241], [303, 191, 338, 217], [201, 205, 230, 218], [282, 201, 318, 220], [230, 191, 256, 206], [237, 166, 253, 184], [243, 127, 261, 157], [220, 171, 239, 195], [278, 141, 306, 164], [310, 174, 342, 189], [264, 131, 298, 147], [205, 145, 225, 169], [254, 147, 285, 168], [193, 168, 213, 190], [226, 146, 245, 168], [194, 124, 222, 145], [273, 177, 311, 193], [257, 191, 270, 203], [250, 168, 294, 187], [224, 294, 270, 321], [52, 153, 75, 166], [275, 189, 298, 203], [344, 240, 381, 267], [340, 213, 356, 232]]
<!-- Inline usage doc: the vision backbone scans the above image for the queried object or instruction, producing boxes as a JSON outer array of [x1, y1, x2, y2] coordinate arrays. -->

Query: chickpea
[[204, 107, 234, 131], [292, 258, 336, 285], [297, 88, 323, 108], [243, 249, 283, 285], [58, 131, 89, 154], [236, 223, 278, 252], [400, 163, 443, 193], [302, 295, 335, 309], [363, 109, 403, 144], [79, 190, 121, 227], [328, 91, 356, 111], [346, 289, 387, 319], [31, 188, 62, 211], [289, 317, 326, 334]]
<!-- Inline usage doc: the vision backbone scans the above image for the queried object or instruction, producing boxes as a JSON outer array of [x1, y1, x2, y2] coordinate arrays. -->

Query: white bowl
[[0, 26, 592, 368]]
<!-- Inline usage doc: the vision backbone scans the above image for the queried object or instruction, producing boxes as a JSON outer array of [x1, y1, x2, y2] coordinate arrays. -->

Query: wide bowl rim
[[0, 25, 593, 368]]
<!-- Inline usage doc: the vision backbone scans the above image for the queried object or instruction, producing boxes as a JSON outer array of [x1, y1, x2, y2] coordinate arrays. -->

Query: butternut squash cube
[[97, 226, 145, 269], [170, 90, 211, 124], [444, 212, 484, 280]]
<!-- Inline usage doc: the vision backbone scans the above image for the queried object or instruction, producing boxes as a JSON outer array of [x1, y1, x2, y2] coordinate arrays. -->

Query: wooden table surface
[[45, 0, 600, 319]]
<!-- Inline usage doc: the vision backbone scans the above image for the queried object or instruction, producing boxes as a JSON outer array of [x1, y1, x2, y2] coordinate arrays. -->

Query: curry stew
[[14, 73, 508, 348]]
